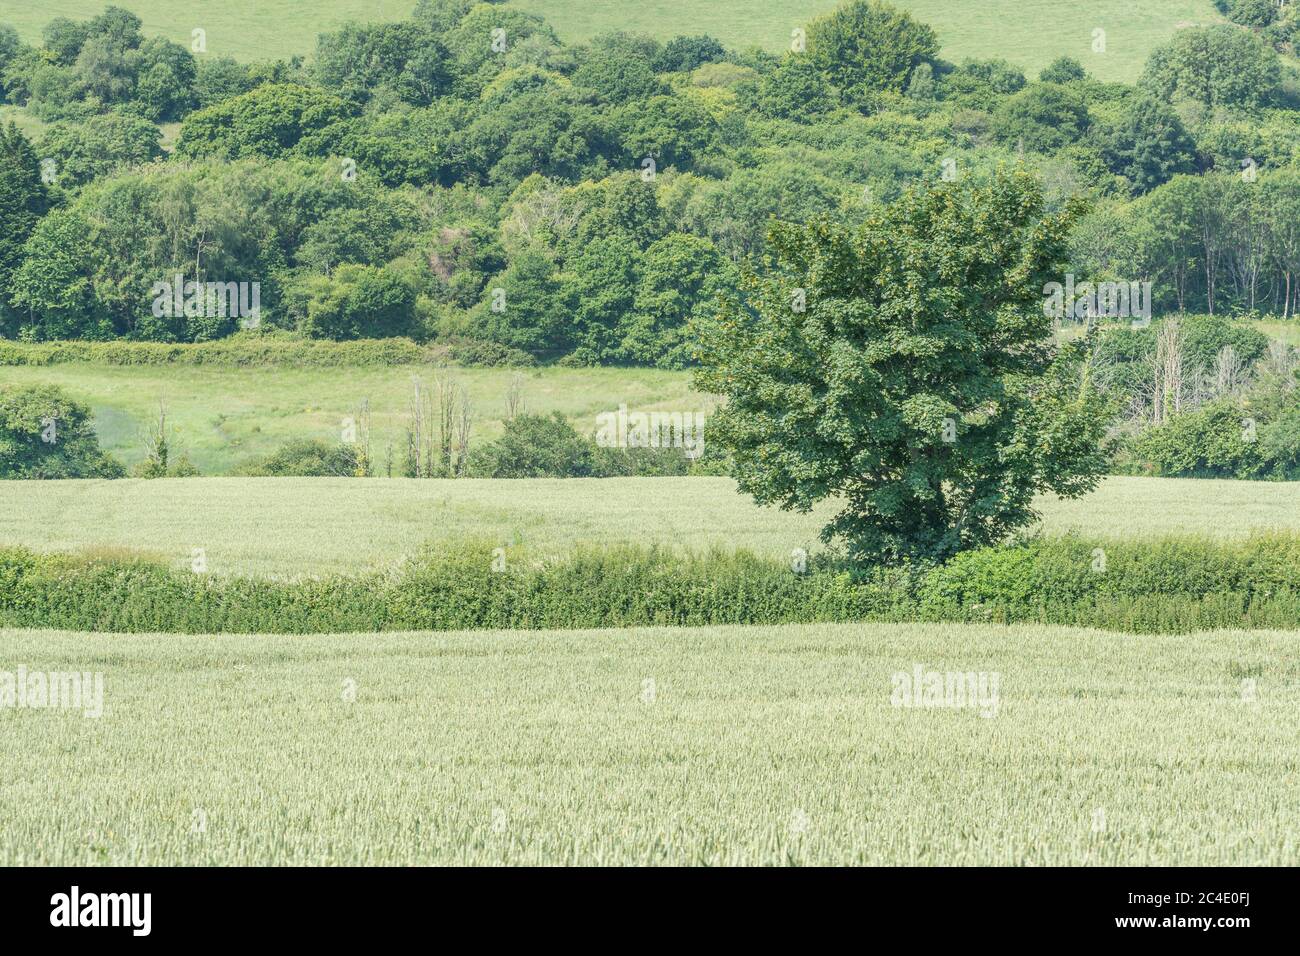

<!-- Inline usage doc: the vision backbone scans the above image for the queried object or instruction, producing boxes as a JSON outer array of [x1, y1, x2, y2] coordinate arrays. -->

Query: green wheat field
[[1, 475, 1297, 576], [2, 621, 1296, 865]]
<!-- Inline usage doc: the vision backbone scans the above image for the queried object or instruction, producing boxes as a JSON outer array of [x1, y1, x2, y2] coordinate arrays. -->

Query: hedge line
[[0, 336, 534, 368], [1, 536, 1297, 635]]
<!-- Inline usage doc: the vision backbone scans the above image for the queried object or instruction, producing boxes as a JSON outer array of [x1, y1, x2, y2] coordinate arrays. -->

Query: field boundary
[[3, 535, 1297, 635], [0, 337, 535, 368]]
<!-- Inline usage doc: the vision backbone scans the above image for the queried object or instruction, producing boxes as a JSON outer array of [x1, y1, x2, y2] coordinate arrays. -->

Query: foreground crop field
[[1, 476, 1297, 576], [1, 621, 1296, 865], [7, 1, 1223, 82]]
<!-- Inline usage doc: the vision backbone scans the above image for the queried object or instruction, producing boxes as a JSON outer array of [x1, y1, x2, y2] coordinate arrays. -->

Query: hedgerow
[[0, 535, 1295, 635], [0, 336, 534, 368]]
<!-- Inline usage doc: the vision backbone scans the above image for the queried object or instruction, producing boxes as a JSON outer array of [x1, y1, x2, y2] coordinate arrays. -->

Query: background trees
[[991, 83, 1091, 153], [36, 113, 163, 188], [0, 124, 48, 335], [1139, 25, 1282, 109], [0, 1, 1299, 365], [175, 84, 353, 160], [1099, 96, 1198, 194]]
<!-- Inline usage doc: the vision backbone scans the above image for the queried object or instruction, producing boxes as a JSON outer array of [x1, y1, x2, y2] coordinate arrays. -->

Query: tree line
[[1, 1, 1299, 361]]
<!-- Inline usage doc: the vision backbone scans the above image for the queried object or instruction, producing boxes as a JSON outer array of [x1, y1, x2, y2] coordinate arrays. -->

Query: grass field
[[3, 1, 1224, 83], [0, 104, 47, 139], [0, 362, 707, 475], [1255, 320, 1300, 348], [1, 475, 1296, 576], [2, 620, 1295, 865], [5, 317, 1293, 475]]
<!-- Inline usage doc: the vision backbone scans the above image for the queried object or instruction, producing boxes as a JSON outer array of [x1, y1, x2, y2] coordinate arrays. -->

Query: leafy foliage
[[0, 123, 48, 330], [808, 0, 939, 100], [697, 170, 1107, 562], [236, 438, 368, 477], [0, 384, 123, 478], [1139, 25, 1282, 108]]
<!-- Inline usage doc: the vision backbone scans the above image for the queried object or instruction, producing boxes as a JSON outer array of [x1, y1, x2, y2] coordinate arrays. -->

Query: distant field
[[0, 475, 1296, 576], [5, 316, 1293, 475], [3, 1, 1223, 82], [0, 362, 708, 475], [2, 620, 1295, 865], [1256, 320, 1300, 348], [0, 104, 46, 139]]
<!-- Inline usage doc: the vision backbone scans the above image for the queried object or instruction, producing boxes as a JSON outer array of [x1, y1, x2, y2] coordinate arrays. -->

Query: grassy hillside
[[0, 363, 709, 475], [515, 0, 1222, 82], [5, 1, 1224, 82], [1, 475, 1297, 576], [3, 621, 1295, 865]]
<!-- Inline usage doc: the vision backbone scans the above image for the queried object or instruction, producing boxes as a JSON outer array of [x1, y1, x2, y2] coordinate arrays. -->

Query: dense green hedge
[[1, 536, 1296, 634], [0, 336, 534, 368], [917, 535, 1300, 631]]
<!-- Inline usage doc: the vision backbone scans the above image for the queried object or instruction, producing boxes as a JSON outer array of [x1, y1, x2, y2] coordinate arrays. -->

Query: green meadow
[[0, 362, 709, 475], [5, 0, 1224, 82]]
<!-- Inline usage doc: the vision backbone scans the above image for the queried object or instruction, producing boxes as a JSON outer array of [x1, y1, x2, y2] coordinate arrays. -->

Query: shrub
[[654, 35, 726, 73], [917, 534, 1300, 631], [0, 383, 124, 478], [468, 412, 597, 478], [991, 83, 1090, 153], [1038, 57, 1087, 84], [133, 452, 199, 478], [468, 411, 702, 478], [443, 336, 535, 368], [297, 265, 420, 340], [1180, 315, 1269, 371], [1222, 0, 1278, 28], [742, 55, 837, 120], [235, 439, 368, 477], [0, 335, 525, 368], [1126, 400, 1260, 478], [1256, 404, 1300, 479]]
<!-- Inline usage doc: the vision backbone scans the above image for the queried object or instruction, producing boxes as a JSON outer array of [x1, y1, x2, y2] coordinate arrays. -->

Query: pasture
[[1, 621, 1295, 865], [0, 362, 708, 475], [4, 1, 1225, 82], [0, 475, 1297, 576]]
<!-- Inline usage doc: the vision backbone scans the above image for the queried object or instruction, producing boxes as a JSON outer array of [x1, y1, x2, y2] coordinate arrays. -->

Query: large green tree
[[175, 84, 353, 160], [37, 112, 164, 188], [1100, 95, 1198, 194], [695, 170, 1106, 563], [808, 0, 939, 99], [1140, 25, 1281, 108], [991, 82, 1090, 154]]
